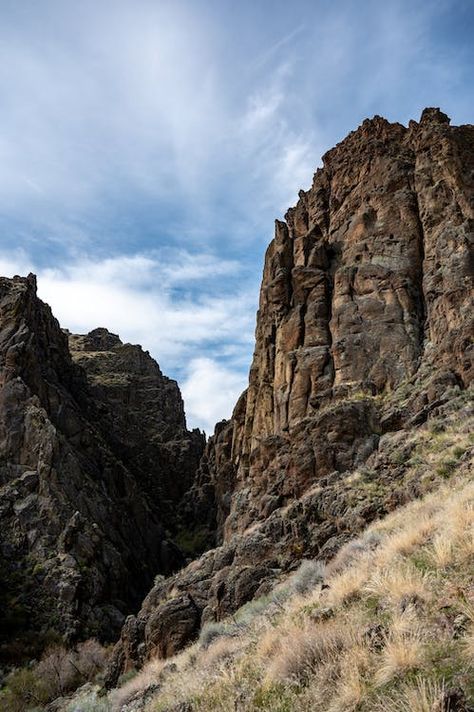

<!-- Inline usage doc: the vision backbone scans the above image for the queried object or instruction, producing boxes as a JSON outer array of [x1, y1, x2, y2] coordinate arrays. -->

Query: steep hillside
[[0, 277, 204, 663], [10, 388, 471, 711], [97, 395, 474, 712], [106, 108, 473, 684]]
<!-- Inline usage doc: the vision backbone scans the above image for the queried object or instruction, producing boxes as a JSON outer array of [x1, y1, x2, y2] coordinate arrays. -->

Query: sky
[[0, 0, 473, 432]]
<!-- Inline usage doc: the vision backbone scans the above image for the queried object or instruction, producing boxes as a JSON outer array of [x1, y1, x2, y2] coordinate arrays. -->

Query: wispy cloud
[[0, 0, 469, 249]]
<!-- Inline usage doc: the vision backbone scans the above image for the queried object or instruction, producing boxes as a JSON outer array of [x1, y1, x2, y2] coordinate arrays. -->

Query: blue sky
[[0, 0, 472, 432]]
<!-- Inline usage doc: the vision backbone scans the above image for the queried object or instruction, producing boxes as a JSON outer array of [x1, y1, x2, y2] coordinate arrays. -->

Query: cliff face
[[187, 107, 473, 539], [0, 278, 203, 663], [68, 329, 204, 523], [107, 108, 473, 682]]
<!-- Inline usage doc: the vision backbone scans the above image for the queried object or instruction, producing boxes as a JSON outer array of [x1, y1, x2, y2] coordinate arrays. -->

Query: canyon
[[0, 107, 472, 707]]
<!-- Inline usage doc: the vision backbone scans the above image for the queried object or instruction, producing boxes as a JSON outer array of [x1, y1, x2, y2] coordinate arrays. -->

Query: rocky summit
[[0, 108, 473, 709]]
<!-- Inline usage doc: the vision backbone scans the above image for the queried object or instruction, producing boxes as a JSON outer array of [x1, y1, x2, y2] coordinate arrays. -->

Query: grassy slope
[[99, 392, 473, 712]]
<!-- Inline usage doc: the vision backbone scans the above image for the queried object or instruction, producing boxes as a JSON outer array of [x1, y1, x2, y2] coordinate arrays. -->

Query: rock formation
[[106, 108, 473, 683], [0, 107, 472, 686], [0, 277, 204, 664], [68, 328, 204, 525]]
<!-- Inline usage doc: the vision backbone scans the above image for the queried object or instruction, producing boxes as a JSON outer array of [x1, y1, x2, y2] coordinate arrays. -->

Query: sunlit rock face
[[0, 277, 204, 662], [199, 107, 473, 538], [105, 108, 473, 684]]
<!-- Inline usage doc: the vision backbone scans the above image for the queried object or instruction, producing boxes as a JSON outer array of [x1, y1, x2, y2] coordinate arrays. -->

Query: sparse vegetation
[[0, 639, 109, 711], [290, 559, 326, 595], [3, 392, 472, 711], [73, 440, 471, 711], [174, 526, 212, 558]]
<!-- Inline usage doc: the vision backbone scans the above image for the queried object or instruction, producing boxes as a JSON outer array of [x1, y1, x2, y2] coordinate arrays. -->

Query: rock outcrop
[[0, 278, 204, 663], [68, 329, 204, 527], [106, 108, 474, 683]]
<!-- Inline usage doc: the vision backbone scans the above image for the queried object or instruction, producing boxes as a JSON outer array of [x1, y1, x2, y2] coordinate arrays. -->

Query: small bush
[[74, 639, 109, 681], [328, 532, 381, 575], [291, 560, 326, 595], [174, 527, 211, 558], [436, 459, 458, 478], [0, 667, 49, 711], [36, 643, 80, 698], [0, 639, 109, 710], [234, 595, 273, 625], [199, 621, 240, 649], [252, 682, 295, 710], [375, 676, 445, 712], [374, 613, 426, 687], [267, 622, 347, 684], [117, 668, 138, 686]]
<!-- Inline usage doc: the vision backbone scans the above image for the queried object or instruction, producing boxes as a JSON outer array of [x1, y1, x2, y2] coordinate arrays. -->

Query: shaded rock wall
[[68, 329, 204, 525], [0, 278, 204, 662]]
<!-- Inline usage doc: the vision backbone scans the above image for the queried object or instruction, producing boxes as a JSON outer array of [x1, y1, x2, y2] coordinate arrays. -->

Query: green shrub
[[174, 527, 211, 558], [0, 667, 49, 711], [234, 595, 273, 625], [436, 459, 458, 478], [291, 560, 326, 595], [0, 639, 109, 710], [252, 682, 296, 710], [117, 668, 138, 686], [199, 621, 240, 649]]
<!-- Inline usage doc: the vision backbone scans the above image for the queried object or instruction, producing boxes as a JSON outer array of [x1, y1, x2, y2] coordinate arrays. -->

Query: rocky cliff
[[0, 277, 204, 664], [212, 106, 473, 538], [106, 108, 473, 683]]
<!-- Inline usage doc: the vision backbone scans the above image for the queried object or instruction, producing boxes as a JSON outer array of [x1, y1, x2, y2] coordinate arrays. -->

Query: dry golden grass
[[429, 533, 454, 568], [109, 658, 166, 711], [201, 634, 243, 667], [376, 677, 446, 712], [323, 558, 371, 607], [375, 515, 434, 564], [327, 645, 370, 712], [90, 409, 473, 712], [364, 562, 432, 609], [264, 621, 347, 684], [375, 630, 426, 686]]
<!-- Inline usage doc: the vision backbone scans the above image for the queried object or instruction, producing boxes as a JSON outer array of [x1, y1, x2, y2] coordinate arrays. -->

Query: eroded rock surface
[[0, 278, 204, 663], [68, 328, 204, 526], [106, 108, 474, 683]]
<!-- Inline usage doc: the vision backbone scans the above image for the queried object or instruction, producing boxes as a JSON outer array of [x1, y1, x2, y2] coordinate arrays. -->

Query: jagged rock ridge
[[0, 277, 204, 663], [106, 107, 473, 682]]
